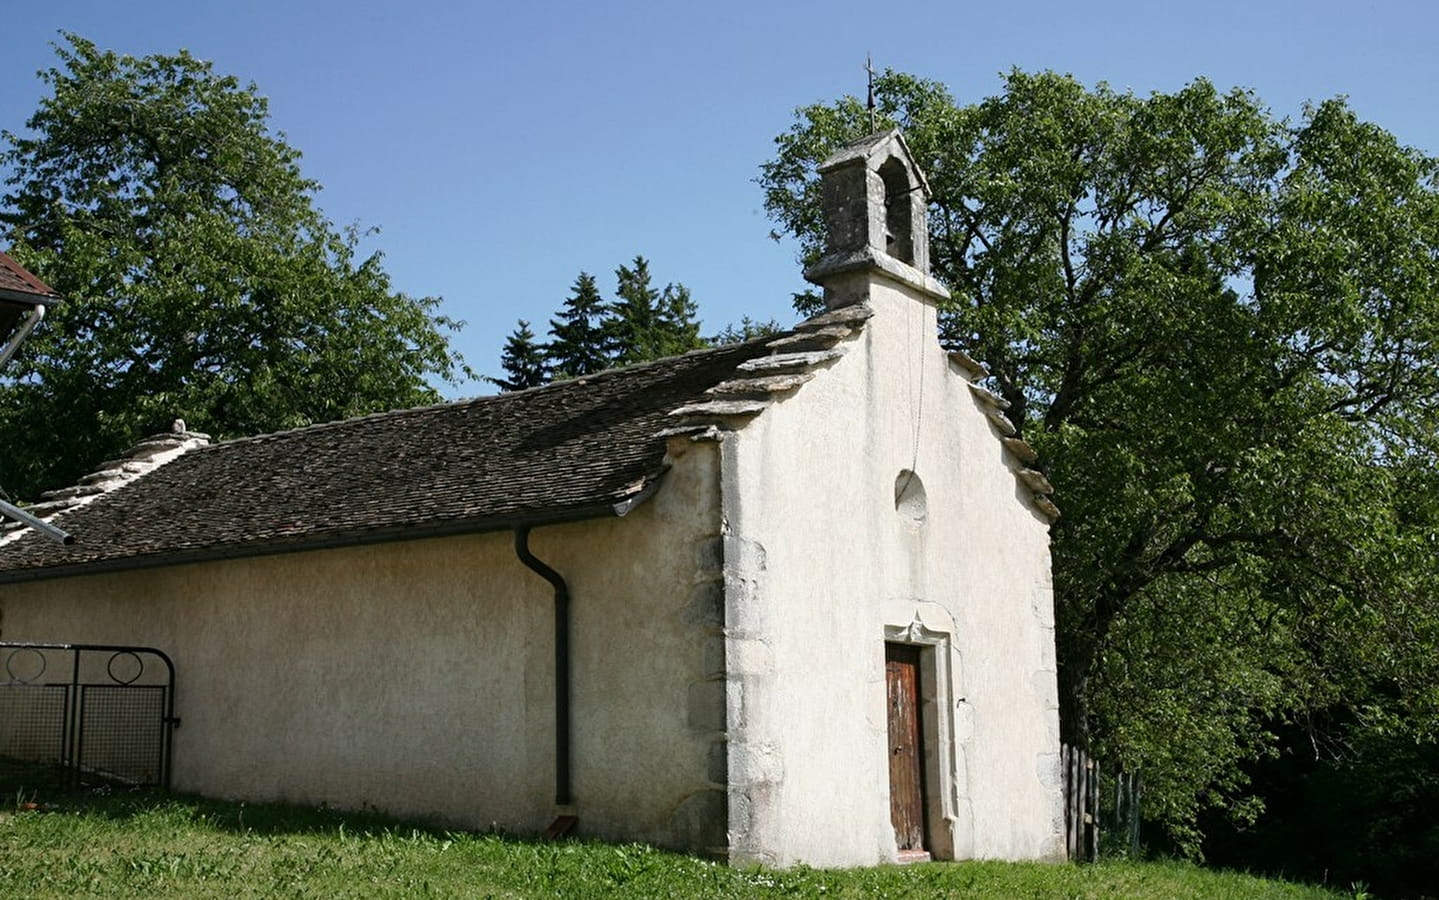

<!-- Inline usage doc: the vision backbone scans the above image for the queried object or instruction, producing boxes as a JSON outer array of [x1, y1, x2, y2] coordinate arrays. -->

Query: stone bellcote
[[803, 129, 949, 309]]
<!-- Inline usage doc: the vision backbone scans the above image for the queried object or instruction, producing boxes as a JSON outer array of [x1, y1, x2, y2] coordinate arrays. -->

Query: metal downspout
[[0, 498, 73, 545], [0, 306, 73, 544], [514, 526, 572, 806], [0, 303, 43, 371]]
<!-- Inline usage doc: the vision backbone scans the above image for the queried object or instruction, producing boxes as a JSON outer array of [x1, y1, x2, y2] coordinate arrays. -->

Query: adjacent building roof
[[0, 251, 60, 350], [0, 251, 59, 304], [0, 312, 874, 583]]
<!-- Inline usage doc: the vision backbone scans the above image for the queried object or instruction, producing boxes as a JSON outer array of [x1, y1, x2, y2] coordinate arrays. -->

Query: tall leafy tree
[[0, 34, 466, 498], [546, 272, 611, 378], [761, 70, 1439, 852], [493, 319, 548, 392]]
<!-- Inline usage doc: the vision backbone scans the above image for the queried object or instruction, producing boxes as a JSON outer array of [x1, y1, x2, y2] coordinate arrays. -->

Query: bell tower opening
[[878, 157, 914, 265]]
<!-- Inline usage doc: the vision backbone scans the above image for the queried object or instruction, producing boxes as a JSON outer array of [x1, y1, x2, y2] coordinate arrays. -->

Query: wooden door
[[886, 643, 927, 852]]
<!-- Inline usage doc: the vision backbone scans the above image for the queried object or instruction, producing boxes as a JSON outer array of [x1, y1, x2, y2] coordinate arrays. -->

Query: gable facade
[[720, 279, 1062, 865]]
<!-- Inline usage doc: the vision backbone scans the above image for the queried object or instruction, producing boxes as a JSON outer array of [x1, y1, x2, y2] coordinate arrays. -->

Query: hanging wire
[[896, 280, 928, 504]]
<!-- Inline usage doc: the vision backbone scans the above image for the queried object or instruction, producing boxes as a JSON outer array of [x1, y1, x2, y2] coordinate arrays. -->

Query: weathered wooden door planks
[[886, 643, 927, 852]]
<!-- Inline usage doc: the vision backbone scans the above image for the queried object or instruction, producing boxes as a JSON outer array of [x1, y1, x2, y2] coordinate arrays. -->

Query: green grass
[[0, 786, 1348, 899]]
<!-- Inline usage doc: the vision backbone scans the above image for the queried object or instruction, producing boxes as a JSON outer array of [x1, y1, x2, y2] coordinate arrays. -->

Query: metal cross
[[866, 53, 877, 132]]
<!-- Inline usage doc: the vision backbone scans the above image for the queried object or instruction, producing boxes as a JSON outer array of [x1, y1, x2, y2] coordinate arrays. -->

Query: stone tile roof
[[0, 298, 1058, 581], [0, 315, 870, 582]]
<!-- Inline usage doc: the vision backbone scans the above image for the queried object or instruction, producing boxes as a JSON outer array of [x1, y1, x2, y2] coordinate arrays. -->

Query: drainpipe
[[0, 303, 44, 371], [0, 498, 73, 545], [514, 526, 571, 806], [0, 306, 73, 545]]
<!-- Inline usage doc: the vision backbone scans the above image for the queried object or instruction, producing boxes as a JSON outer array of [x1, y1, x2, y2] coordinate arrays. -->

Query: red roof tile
[[0, 251, 59, 302]]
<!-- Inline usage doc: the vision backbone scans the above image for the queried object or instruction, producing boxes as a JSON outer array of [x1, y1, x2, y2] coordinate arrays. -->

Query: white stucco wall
[[0, 438, 726, 850], [721, 277, 1065, 867]]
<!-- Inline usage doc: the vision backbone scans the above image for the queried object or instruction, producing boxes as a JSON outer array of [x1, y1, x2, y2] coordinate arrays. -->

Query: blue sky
[[4, 1, 1436, 397]]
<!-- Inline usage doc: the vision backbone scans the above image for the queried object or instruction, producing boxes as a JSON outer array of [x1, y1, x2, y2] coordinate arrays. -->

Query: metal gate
[[0, 642, 177, 792]]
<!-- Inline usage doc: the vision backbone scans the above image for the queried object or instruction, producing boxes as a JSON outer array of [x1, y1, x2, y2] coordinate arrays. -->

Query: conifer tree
[[546, 272, 611, 378], [497, 256, 707, 384], [603, 257, 705, 365], [606, 256, 662, 365], [493, 320, 548, 391], [711, 316, 782, 345], [655, 283, 706, 357]]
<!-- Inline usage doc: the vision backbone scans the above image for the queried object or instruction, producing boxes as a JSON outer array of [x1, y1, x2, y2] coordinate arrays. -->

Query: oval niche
[[894, 469, 928, 525]]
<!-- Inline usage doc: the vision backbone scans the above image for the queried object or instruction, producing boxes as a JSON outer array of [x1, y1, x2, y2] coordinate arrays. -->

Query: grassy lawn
[[0, 786, 1348, 899]]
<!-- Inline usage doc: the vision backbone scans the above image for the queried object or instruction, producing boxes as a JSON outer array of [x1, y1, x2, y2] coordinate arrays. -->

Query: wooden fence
[[1062, 743, 1142, 861], [1062, 742, 1098, 861]]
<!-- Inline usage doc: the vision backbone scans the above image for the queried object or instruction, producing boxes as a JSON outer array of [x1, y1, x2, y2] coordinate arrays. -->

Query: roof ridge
[[957, 378, 1059, 522], [190, 332, 799, 452], [937, 339, 1059, 523], [657, 303, 875, 441], [0, 426, 210, 546]]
